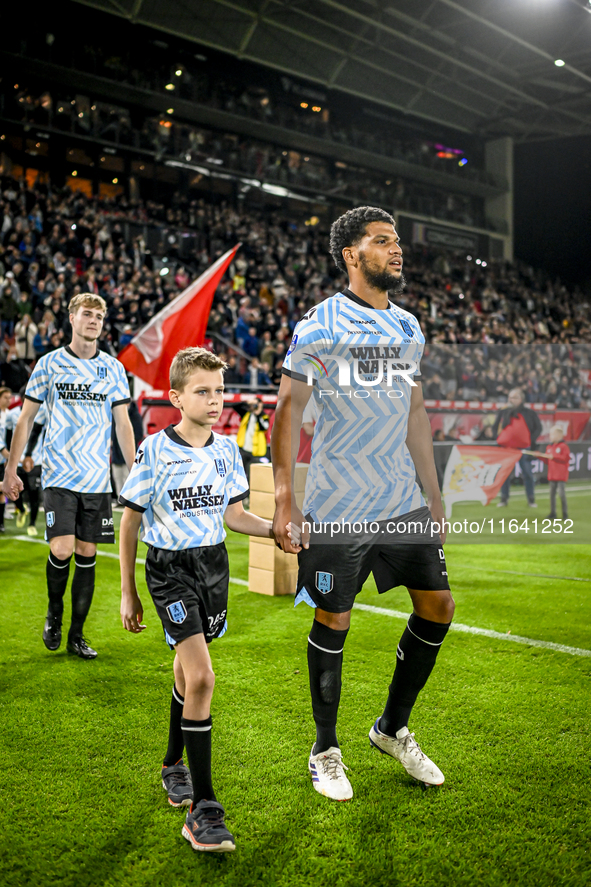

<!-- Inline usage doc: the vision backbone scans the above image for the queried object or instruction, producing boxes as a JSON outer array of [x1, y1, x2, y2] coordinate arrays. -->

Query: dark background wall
[[514, 136, 591, 288]]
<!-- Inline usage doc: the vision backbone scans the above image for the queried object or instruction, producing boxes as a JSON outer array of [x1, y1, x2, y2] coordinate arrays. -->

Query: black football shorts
[[296, 506, 450, 613], [43, 487, 115, 543], [145, 542, 230, 647]]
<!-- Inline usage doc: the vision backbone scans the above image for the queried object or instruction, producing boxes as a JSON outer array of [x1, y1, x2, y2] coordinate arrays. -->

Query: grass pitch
[[0, 508, 590, 887]]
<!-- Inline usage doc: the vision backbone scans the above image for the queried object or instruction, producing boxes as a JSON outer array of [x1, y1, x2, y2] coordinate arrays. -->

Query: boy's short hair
[[68, 293, 107, 315], [170, 347, 228, 391], [0, 386, 12, 399], [550, 424, 565, 437]]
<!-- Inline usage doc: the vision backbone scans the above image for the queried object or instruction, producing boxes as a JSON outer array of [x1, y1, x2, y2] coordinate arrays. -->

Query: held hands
[[120, 589, 146, 634], [285, 521, 309, 552], [2, 470, 24, 501]]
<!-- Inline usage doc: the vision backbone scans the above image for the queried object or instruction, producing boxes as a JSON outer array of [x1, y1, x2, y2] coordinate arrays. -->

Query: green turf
[[1, 509, 590, 887], [440, 482, 591, 544]]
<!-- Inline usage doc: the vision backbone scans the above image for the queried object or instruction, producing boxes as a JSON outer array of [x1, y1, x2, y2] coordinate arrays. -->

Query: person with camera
[[233, 395, 270, 480]]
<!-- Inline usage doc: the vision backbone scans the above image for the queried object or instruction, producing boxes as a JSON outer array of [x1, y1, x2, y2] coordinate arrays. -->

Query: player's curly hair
[[170, 347, 228, 390], [329, 206, 396, 273]]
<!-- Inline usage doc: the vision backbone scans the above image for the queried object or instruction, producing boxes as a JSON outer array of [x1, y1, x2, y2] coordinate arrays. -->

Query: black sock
[[163, 685, 185, 767], [0, 502, 5, 525], [29, 490, 40, 525], [380, 613, 451, 737], [181, 716, 216, 805], [307, 620, 349, 754], [46, 554, 72, 619], [69, 554, 96, 639]]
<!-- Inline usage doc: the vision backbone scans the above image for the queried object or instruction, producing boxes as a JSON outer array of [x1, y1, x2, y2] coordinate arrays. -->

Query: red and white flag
[[118, 245, 239, 390], [442, 445, 522, 517]]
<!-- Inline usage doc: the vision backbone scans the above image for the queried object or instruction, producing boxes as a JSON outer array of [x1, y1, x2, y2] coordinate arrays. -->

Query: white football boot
[[369, 719, 444, 786], [308, 746, 353, 801]]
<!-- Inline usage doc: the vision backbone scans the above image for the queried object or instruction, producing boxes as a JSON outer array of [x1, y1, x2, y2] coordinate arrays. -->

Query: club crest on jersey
[[96, 366, 108, 380], [286, 333, 298, 357], [215, 458, 226, 477], [46, 511, 55, 528], [398, 318, 414, 339], [167, 601, 187, 624], [315, 571, 334, 594]]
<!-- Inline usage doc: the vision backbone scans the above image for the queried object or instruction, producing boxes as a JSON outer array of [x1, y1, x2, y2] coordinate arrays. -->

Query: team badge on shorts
[[399, 318, 414, 339], [315, 571, 334, 594], [97, 366, 108, 379], [214, 458, 226, 477], [167, 601, 187, 624], [46, 511, 55, 528]]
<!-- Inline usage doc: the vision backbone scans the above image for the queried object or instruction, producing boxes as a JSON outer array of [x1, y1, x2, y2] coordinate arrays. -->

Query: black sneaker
[[161, 761, 193, 807], [182, 800, 236, 852], [43, 614, 62, 651], [0, 524, 5, 533], [66, 636, 98, 659]]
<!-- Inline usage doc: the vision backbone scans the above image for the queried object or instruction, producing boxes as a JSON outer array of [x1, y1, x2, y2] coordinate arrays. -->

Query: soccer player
[[272, 206, 455, 801], [119, 347, 275, 853], [2, 294, 136, 659]]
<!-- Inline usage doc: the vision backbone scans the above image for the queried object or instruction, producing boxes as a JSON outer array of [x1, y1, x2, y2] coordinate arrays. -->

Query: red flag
[[118, 245, 239, 389], [442, 445, 522, 517]]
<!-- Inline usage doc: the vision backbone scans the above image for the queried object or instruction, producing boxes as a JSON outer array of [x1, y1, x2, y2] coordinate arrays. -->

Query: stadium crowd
[[0, 174, 589, 407], [8, 86, 486, 230]]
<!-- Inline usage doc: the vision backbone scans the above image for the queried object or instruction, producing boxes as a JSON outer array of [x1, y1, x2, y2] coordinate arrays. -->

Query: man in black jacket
[[492, 388, 542, 507]]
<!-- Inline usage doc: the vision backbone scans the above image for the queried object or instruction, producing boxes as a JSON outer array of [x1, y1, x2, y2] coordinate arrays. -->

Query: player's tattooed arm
[[405, 383, 447, 544], [119, 507, 146, 633]]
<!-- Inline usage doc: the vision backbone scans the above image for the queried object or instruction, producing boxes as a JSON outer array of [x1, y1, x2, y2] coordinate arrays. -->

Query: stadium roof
[[73, 0, 591, 142]]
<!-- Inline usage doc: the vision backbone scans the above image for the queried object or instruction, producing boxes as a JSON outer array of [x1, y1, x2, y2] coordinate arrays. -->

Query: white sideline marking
[[455, 567, 591, 582], [10, 536, 588, 654], [353, 603, 591, 658]]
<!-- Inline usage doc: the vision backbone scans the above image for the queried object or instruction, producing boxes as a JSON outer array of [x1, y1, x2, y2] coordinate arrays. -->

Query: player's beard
[[359, 252, 406, 294]]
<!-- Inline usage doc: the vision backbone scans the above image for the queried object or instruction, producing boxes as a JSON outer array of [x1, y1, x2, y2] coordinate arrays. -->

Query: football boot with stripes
[[308, 745, 353, 801]]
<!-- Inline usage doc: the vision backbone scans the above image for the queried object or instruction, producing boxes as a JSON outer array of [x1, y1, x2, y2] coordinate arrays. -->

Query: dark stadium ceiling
[[72, 0, 591, 141]]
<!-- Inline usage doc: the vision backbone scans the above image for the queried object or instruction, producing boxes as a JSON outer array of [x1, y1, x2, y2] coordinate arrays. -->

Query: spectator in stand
[[14, 314, 38, 362], [492, 388, 542, 508], [1, 284, 19, 339], [242, 326, 260, 358], [221, 355, 241, 388], [0, 347, 30, 391], [32, 322, 50, 357]]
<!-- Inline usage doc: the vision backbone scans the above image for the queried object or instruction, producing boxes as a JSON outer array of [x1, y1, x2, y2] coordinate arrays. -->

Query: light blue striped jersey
[[283, 288, 425, 522], [5, 402, 47, 465], [119, 425, 249, 551], [25, 346, 130, 493]]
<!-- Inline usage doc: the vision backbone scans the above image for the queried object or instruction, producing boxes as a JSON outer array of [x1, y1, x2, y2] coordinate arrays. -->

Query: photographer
[[233, 395, 270, 480]]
